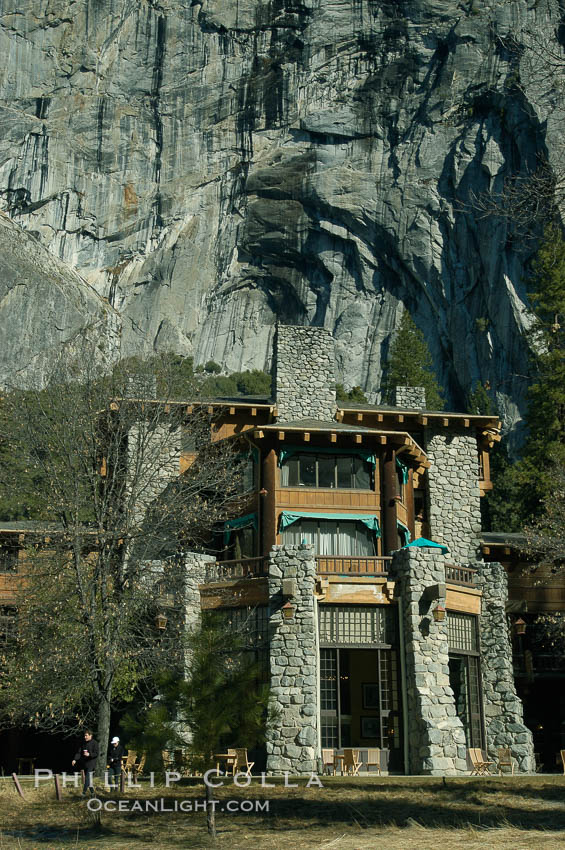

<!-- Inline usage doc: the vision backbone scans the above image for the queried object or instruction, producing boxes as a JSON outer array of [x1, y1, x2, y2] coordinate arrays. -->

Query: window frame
[[281, 453, 373, 491]]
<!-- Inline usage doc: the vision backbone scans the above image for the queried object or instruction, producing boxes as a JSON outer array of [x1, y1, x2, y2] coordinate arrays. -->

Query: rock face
[[0, 0, 561, 422], [0, 212, 120, 388]]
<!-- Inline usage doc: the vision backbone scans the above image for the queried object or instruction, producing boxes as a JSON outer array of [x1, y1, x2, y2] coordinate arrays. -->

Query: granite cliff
[[0, 0, 562, 426]]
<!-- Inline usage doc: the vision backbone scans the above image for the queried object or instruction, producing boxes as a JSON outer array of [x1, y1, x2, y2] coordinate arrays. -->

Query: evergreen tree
[[336, 384, 368, 404], [488, 224, 565, 530], [381, 312, 445, 410]]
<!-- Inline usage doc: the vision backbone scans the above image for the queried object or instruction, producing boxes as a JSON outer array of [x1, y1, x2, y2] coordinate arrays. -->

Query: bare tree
[[0, 350, 247, 765]]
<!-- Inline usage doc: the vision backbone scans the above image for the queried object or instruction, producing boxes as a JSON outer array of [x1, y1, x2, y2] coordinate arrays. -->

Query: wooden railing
[[206, 556, 269, 582], [445, 564, 478, 587], [315, 556, 391, 576]]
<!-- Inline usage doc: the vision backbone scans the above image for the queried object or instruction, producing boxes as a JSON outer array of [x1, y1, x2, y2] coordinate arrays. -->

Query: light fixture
[[432, 604, 446, 623], [514, 617, 526, 636], [155, 612, 168, 631], [282, 601, 295, 620]]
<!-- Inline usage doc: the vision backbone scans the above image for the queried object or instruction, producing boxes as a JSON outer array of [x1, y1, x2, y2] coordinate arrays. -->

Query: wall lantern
[[282, 601, 295, 620], [155, 612, 168, 631], [432, 604, 446, 623], [514, 617, 526, 636]]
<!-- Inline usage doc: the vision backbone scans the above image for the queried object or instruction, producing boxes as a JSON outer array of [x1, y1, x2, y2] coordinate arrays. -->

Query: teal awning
[[278, 445, 376, 470], [223, 512, 258, 544], [404, 537, 449, 554], [397, 520, 411, 546], [279, 511, 381, 536], [396, 456, 409, 484]]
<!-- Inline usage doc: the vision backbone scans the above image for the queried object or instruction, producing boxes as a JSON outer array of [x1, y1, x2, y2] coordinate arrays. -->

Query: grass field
[[1, 775, 565, 849]]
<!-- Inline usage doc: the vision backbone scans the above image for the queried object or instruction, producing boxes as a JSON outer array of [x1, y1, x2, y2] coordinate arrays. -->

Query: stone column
[[392, 546, 467, 775], [182, 552, 216, 670], [425, 426, 482, 562], [266, 543, 318, 774], [476, 561, 535, 773], [272, 325, 337, 422]]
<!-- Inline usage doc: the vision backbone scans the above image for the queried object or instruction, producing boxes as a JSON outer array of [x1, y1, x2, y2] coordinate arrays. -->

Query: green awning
[[404, 537, 449, 554], [279, 511, 381, 537], [396, 456, 409, 484], [397, 520, 411, 546], [223, 512, 258, 544], [278, 445, 376, 470]]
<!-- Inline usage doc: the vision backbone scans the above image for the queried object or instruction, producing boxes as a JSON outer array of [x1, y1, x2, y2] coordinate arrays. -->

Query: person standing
[[107, 736, 125, 789], [72, 729, 99, 796]]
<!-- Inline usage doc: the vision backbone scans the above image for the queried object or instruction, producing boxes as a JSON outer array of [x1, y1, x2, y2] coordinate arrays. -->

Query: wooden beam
[[254, 430, 264, 439], [303, 432, 310, 442], [335, 410, 344, 422], [251, 407, 257, 416], [330, 433, 337, 443], [417, 415, 428, 425], [110, 401, 120, 411], [186, 405, 193, 415], [482, 546, 491, 555], [164, 404, 171, 414], [379, 435, 387, 445], [463, 418, 470, 428], [442, 418, 449, 427], [356, 413, 363, 422], [278, 431, 285, 441], [396, 414, 405, 423], [416, 465, 425, 476], [229, 406, 235, 415], [207, 406, 214, 415], [376, 413, 384, 423], [355, 434, 362, 444]]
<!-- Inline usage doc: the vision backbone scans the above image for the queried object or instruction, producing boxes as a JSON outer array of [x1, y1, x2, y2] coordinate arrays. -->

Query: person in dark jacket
[[72, 729, 99, 796], [107, 736, 125, 789]]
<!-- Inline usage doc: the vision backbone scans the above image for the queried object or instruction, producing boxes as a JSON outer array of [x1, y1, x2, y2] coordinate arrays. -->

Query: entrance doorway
[[318, 605, 402, 771]]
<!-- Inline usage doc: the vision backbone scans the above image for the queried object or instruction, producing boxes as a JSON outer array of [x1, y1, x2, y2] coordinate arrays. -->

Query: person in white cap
[[107, 736, 125, 789]]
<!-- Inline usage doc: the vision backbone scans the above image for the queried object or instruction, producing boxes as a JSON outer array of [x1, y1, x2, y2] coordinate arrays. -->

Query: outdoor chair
[[497, 747, 514, 775], [560, 749, 565, 774], [321, 748, 336, 776], [162, 750, 174, 771], [232, 748, 254, 776], [468, 747, 493, 776], [365, 748, 381, 775], [132, 751, 146, 780], [123, 750, 138, 775], [342, 748, 361, 776]]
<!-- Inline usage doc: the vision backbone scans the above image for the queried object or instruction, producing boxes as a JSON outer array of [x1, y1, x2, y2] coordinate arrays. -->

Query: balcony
[[315, 556, 391, 576], [205, 556, 269, 582], [445, 564, 478, 587]]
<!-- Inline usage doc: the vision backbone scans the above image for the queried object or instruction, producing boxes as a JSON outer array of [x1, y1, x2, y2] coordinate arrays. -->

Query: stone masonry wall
[[273, 325, 337, 423], [182, 552, 215, 673], [266, 543, 319, 774], [476, 562, 535, 773], [425, 427, 482, 562], [394, 386, 426, 410], [392, 546, 468, 775]]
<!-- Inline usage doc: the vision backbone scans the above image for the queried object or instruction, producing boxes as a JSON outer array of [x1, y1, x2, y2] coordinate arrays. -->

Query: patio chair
[[132, 751, 146, 780], [232, 748, 254, 777], [342, 748, 361, 776], [468, 747, 493, 776], [321, 748, 336, 776], [123, 750, 138, 775], [365, 748, 381, 775], [497, 747, 514, 775], [560, 749, 565, 774]]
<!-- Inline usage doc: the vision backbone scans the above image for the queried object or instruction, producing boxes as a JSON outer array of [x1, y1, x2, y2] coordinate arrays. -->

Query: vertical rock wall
[[393, 546, 468, 776], [266, 543, 319, 774], [476, 561, 535, 773]]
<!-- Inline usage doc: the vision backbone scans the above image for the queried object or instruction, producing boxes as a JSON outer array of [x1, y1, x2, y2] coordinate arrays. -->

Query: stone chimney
[[394, 386, 426, 410], [272, 325, 337, 422]]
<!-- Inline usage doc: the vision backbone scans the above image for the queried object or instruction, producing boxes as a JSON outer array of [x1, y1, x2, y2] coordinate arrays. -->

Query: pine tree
[[487, 224, 565, 530], [381, 311, 445, 410]]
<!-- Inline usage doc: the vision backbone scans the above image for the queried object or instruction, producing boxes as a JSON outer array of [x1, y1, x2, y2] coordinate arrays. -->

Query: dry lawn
[[0, 775, 564, 849]]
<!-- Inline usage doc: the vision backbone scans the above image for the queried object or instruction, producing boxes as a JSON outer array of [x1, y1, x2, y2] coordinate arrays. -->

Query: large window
[[282, 518, 377, 556], [281, 453, 372, 489], [448, 613, 484, 749]]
